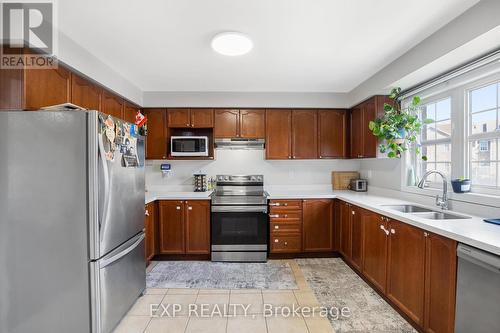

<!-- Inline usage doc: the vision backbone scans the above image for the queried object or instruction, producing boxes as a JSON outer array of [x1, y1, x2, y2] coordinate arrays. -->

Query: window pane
[[422, 123, 435, 141], [436, 143, 451, 162], [471, 162, 497, 186], [471, 110, 497, 135], [435, 120, 452, 139], [435, 162, 451, 179], [471, 83, 497, 113], [422, 145, 435, 162], [436, 99, 451, 121], [423, 103, 436, 122], [421, 162, 450, 183], [470, 139, 497, 162]]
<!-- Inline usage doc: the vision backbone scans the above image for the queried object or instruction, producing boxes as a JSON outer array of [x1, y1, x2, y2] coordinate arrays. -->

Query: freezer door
[[89, 111, 146, 259], [91, 232, 146, 333]]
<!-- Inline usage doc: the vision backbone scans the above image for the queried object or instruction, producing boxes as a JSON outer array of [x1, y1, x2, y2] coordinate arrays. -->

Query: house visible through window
[[467, 81, 500, 189]]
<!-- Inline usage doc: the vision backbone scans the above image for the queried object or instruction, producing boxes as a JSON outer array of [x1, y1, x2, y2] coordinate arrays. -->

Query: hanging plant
[[369, 87, 433, 160]]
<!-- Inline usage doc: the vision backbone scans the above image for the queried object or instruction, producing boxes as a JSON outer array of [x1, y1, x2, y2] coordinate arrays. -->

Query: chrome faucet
[[417, 170, 449, 210]]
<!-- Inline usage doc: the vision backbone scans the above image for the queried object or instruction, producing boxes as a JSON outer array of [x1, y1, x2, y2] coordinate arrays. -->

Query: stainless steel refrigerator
[[0, 110, 146, 333]]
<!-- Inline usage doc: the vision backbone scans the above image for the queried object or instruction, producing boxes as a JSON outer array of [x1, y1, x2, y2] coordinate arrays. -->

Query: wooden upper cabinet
[[185, 200, 210, 254], [239, 109, 265, 138], [266, 109, 292, 159], [350, 106, 363, 158], [424, 233, 457, 333], [24, 67, 71, 109], [101, 90, 123, 119], [303, 199, 333, 252], [214, 109, 239, 137], [350, 95, 391, 158], [191, 109, 214, 128], [159, 200, 185, 254], [387, 219, 426, 326], [350, 206, 363, 271], [318, 110, 347, 159], [144, 108, 167, 159], [123, 102, 139, 123], [362, 212, 389, 292], [292, 110, 318, 159], [167, 109, 190, 128], [70, 74, 100, 110]]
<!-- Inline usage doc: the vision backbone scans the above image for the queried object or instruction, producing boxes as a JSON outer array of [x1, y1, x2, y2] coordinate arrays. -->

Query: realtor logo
[[2, 2, 53, 53], [1, 1, 57, 68]]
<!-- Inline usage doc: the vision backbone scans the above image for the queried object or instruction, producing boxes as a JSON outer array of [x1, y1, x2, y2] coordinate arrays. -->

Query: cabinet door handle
[[274, 225, 279, 229], [284, 214, 288, 218], [274, 239, 279, 243], [269, 203, 280, 206], [288, 156, 292, 159], [176, 206, 181, 210], [284, 241, 288, 246], [283, 203, 288, 206], [380, 225, 389, 235], [351, 210, 355, 215], [424, 232, 429, 237], [186, 123, 190, 127], [188, 206, 192, 210], [145, 209, 149, 216], [269, 214, 279, 218], [390, 228, 396, 234]]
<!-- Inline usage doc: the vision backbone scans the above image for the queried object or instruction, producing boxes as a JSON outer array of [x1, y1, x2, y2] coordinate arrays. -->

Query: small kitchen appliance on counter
[[193, 173, 207, 192], [349, 179, 368, 192], [211, 175, 268, 262]]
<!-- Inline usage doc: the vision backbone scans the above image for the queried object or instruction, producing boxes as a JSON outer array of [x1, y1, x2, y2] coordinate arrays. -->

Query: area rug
[[146, 261, 298, 289], [296, 258, 417, 333]]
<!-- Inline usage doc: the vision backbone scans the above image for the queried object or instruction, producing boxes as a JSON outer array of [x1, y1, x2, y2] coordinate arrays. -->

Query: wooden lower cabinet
[[158, 200, 210, 255], [362, 212, 389, 292], [269, 199, 303, 254], [387, 219, 426, 326], [337, 201, 457, 333], [185, 200, 210, 254], [159, 200, 185, 254], [424, 233, 457, 333], [145, 202, 157, 263], [271, 234, 302, 253], [303, 199, 333, 252], [350, 206, 363, 270], [339, 201, 352, 258]]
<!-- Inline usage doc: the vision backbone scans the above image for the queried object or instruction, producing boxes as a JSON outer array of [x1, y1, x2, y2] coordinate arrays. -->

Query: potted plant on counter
[[451, 177, 472, 193], [369, 87, 433, 159]]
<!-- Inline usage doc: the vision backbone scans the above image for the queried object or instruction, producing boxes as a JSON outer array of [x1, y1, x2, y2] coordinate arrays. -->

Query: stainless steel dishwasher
[[455, 243, 500, 333]]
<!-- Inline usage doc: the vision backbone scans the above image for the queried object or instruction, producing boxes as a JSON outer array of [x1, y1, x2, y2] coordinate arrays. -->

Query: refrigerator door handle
[[100, 233, 145, 269], [98, 133, 111, 239]]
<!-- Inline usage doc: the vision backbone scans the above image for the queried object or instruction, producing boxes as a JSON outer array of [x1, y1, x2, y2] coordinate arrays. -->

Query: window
[[467, 81, 500, 189], [409, 61, 500, 195], [418, 97, 452, 183]]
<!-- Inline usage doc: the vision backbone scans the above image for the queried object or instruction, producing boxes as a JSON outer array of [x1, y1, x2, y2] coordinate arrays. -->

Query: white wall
[[142, 91, 351, 108], [146, 149, 360, 190]]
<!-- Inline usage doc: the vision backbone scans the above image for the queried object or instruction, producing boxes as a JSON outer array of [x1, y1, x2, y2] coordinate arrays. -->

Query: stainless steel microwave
[[170, 136, 209, 156]]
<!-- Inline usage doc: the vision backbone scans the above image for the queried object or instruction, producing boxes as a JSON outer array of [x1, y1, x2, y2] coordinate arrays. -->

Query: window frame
[[405, 67, 500, 196]]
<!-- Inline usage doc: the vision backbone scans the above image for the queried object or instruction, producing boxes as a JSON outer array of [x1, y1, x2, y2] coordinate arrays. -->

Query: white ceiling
[[58, 0, 479, 93]]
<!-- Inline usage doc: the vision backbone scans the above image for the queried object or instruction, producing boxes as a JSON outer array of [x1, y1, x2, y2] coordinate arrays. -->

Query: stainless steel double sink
[[382, 204, 471, 220]]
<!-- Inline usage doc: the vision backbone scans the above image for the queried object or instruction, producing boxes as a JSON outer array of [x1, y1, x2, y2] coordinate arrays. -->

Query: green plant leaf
[[412, 96, 421, 106], [383, 103, 393, 112], [388, 151, 396, 158], [424, 118, 434, 124], [368, 121, 376, 131], [421, 155, 428, 161]]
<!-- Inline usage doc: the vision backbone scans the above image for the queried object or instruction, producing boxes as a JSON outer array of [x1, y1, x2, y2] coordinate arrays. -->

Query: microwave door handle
[[98, 134, 111, 240]]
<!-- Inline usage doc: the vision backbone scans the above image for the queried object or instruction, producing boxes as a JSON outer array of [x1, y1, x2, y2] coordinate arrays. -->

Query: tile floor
[[115, 259, 414, 333], [114, 260, 332, 333]]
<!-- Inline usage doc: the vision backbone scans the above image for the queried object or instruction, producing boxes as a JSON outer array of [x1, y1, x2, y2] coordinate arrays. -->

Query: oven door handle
[[211, 205, 268, 213]]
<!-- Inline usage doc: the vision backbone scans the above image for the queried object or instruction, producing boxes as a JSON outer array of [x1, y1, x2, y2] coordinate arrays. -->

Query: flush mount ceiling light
[[211, 32, 253, 56]]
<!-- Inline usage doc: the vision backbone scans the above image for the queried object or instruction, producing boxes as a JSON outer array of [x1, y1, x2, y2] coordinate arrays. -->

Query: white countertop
[[145, 190, 213, 203], [267, 188, 500, 256], [144, 187, 500, 256]]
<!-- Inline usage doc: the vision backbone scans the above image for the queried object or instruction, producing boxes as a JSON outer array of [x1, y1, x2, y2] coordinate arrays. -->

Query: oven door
[[170, 136, 208, 156], [211, 206, 268, 251]]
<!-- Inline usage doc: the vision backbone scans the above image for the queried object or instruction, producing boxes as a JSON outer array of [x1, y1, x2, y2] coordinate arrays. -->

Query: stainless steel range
[[211, 175, 268, 262]]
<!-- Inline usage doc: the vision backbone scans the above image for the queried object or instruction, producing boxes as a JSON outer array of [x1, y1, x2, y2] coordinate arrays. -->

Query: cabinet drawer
[[269, 200, 302, 210], [271, 234, 302, 253], [269, 210, 302, 222], [270, 222, 302, 234]]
